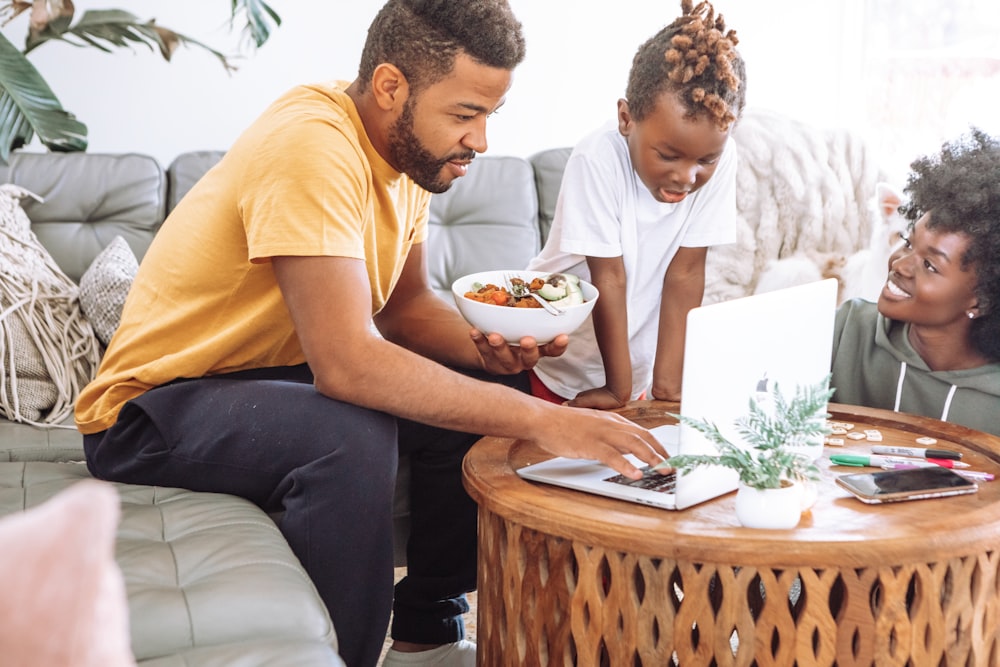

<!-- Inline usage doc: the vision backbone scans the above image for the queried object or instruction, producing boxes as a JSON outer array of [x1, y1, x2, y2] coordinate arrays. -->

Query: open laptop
[[516, 278, 839, 510]]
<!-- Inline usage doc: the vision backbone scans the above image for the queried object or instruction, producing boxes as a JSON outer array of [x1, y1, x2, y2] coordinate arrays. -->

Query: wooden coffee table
[[462, 402, 1000, 666]]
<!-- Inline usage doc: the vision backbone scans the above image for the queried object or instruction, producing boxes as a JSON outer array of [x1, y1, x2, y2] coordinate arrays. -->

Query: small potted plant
[[668, 374, 834, 529]]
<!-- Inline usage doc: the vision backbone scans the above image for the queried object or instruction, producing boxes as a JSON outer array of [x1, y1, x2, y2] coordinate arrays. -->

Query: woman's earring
[[968, 311, 976, 319]]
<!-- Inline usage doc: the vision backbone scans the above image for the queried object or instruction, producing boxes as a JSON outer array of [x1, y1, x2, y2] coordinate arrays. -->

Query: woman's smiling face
[[878, 212, 980, 327]]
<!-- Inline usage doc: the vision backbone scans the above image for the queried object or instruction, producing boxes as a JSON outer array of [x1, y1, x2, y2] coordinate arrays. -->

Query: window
[[860, 0, 1000, 183]]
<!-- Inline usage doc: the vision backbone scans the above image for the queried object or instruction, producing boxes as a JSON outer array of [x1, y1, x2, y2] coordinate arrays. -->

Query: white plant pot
[[735, 481, 803, 529], [798, 479, 819, 511]]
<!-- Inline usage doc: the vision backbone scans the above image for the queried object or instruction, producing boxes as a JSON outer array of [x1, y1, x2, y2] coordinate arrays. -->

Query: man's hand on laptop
[[531, 408, 668, 480]]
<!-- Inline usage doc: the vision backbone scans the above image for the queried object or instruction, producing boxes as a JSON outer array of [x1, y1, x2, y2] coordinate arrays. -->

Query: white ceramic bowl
[[451, 270, 599, 344]]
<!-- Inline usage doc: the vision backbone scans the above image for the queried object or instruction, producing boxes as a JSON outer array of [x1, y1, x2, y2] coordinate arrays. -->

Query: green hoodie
[[831, 299, 1000, 437]]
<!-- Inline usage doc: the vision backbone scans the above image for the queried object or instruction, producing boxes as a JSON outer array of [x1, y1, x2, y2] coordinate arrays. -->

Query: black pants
[[83, 364, 529, 667]]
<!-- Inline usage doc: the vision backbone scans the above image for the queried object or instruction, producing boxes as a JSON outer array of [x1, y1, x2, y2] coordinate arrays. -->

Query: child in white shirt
[[528, 0, 746, 407]]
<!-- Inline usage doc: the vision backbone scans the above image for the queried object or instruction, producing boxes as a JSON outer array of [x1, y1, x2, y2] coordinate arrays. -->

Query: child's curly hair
[[357, 0, 526, 95], [899, 128, 1000, 361], [625, 0, 746, 131]]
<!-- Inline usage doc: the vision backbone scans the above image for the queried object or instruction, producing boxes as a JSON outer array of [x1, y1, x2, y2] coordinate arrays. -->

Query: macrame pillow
[[0, 184, 102, 425], [79, 236, 138, 347]]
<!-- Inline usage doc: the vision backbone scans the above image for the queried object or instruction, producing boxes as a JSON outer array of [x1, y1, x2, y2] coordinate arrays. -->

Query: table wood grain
[[463, 402, 1000, 666]]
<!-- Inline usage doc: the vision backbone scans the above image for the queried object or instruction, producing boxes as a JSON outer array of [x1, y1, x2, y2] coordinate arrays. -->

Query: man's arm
[[567, 255, 632, 409], [272, 252, 667, 478], [651, 246, 707, 401]]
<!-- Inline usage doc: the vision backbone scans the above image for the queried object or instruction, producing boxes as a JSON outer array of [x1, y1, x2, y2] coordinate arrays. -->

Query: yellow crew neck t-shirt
[[75, 82, 430, 434]]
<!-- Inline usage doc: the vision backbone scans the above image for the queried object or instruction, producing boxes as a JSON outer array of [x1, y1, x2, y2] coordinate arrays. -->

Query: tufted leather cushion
[[0, 462, 344, 666], [6, 152, 165, 283], [166, 151, 225, 213], [528, 147, 572, 247], [427, 155, 540, 302], [0, 415, 84, 461], [136, 639, 347, 666]]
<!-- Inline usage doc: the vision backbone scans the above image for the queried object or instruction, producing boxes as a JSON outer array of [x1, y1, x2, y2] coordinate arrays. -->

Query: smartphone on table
[[836, 467, 978, 504]]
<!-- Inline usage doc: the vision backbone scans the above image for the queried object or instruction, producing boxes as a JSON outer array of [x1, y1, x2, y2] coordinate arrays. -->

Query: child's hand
[[567, 386, 628, 410]]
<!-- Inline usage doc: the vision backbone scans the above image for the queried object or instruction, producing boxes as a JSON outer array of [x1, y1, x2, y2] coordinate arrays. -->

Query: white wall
[[9, 0, 996, 183], [4, 1, 859, 169]]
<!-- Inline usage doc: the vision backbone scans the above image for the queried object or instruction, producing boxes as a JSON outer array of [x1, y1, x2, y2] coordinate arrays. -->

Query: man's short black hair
[[357, 0, 526, 94]]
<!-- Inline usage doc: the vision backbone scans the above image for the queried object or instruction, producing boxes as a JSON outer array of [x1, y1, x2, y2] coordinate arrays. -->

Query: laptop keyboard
[[603, 466, 677, 494]]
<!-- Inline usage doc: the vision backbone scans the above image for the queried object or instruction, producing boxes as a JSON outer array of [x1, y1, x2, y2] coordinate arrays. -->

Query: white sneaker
[[381, 639, 476, 667]]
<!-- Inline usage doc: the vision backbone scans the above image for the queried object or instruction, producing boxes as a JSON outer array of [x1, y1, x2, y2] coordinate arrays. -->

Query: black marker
[[871, 445, 962, 461]]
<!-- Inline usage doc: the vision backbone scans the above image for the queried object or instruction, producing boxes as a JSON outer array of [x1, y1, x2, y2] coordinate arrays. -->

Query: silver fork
[[505, 273, 565, 316]]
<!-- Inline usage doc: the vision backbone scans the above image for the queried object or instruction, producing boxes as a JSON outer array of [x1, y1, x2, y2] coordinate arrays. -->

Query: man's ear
[[371, 63, 409, 112], [617, 99, 633, 136]]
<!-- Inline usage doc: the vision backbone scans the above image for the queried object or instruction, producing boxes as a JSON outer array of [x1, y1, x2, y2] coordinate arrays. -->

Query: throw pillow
[[0, 479, 136, 667], [79, 235, 139, 346], [0, 184, 102, 425]]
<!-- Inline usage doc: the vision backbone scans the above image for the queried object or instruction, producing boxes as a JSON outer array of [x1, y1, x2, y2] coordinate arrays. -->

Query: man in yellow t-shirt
[[75, 2, 667, 666]]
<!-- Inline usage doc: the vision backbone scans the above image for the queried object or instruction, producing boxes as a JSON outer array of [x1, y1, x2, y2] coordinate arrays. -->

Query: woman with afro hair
[[831, 128, 1000, 436]]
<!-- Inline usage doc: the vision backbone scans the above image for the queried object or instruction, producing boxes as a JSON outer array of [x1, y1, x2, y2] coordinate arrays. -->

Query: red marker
[[926, 458, 970, 469], [831, 454, 970, 469]]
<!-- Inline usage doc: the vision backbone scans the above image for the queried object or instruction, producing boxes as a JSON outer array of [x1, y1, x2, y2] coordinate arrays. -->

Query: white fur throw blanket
[[703, 108, 884, 304]]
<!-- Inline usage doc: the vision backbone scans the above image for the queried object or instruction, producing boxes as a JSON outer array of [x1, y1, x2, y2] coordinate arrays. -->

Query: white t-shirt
[[527, 122, 738, 400]]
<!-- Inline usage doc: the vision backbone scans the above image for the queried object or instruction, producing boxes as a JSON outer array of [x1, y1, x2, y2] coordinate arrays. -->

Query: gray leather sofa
[[0, 152, 344, 666], [0, 108, 881, 664], [0, 147, 568, 666]]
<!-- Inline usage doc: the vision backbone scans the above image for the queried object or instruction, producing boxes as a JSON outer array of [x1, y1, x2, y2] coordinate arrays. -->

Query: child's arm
[[566, 255, 631, 409], [651, 246, 708, 401]]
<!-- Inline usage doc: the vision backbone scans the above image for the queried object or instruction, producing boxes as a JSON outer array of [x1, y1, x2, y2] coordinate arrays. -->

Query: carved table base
[[465, 403, 1000, 666]]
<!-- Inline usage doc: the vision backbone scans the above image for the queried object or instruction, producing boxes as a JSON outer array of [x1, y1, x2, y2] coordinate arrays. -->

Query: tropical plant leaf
[[22, 10, 238, 72], [0, 2, 281, 163], [0, 2, 33, 26], [0, 31, 86, 164], [231, 0, 281, 49]]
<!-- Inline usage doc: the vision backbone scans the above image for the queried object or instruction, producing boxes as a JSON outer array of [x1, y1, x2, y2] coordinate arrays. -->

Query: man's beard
[[388, 102, 474, 194]]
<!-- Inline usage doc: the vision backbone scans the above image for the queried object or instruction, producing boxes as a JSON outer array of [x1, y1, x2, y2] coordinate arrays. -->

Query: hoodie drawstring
[[941, 385, 957, 421], [894, 360, 959, 421], [893, 362, 906, 412]]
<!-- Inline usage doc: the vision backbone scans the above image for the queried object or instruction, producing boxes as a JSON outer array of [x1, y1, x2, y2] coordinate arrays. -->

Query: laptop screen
[[679, 278, 838, 456], [515, 279, 839, 511]]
